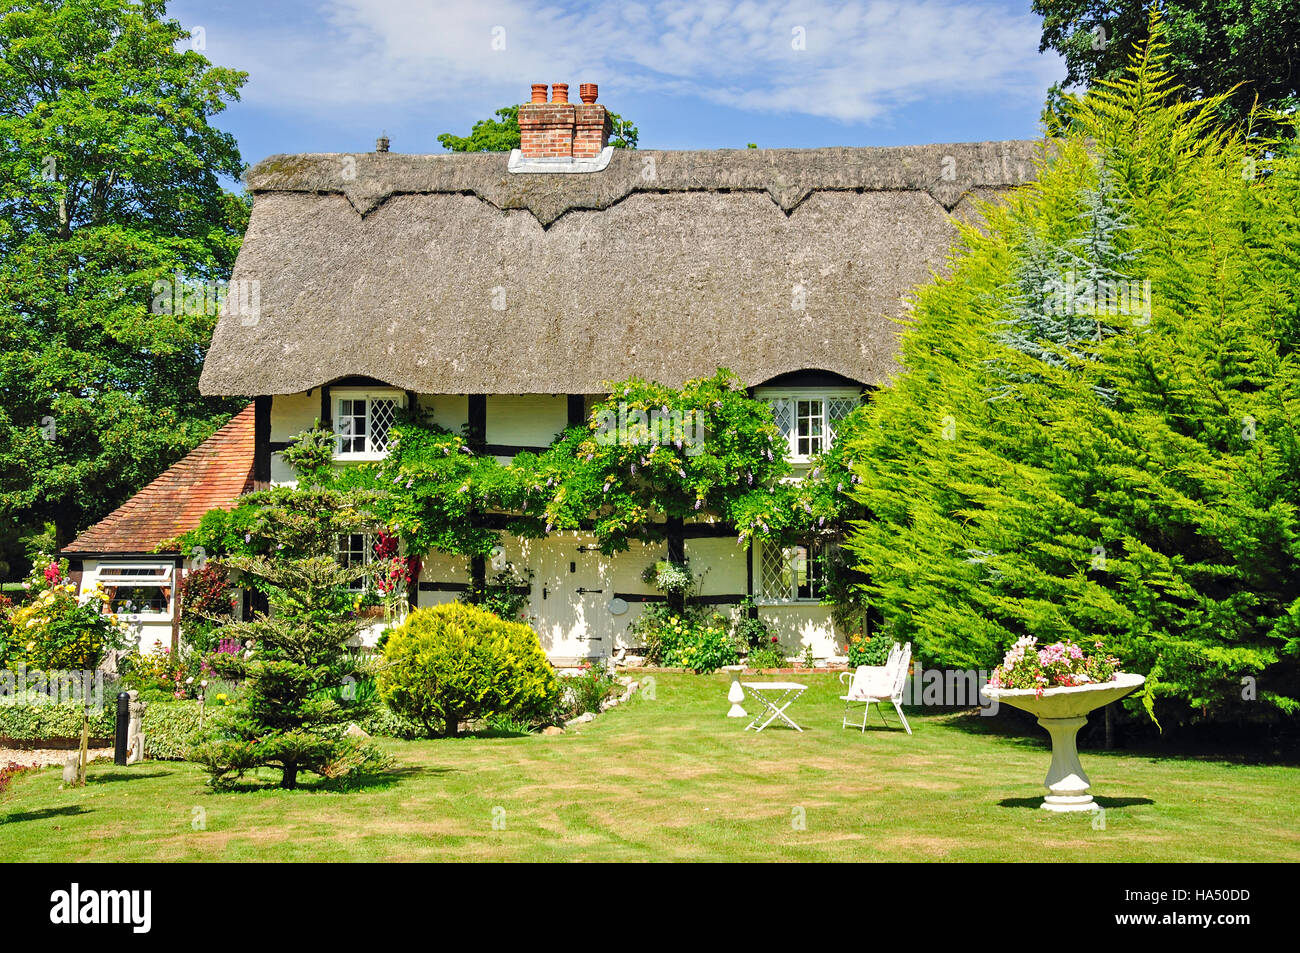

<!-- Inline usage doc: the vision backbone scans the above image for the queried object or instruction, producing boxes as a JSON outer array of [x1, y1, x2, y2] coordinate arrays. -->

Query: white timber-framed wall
[[263, 374, 866, 662]]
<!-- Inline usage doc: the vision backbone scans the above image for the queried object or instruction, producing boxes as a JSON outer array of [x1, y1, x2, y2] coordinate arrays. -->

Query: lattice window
[[765, 397, 794, 442], [825, 397, 859, 443], [335, 394, 400, 456], [369, 398, 396, 451], [757, 541, 825, 602], [760, 543, 792, 601]]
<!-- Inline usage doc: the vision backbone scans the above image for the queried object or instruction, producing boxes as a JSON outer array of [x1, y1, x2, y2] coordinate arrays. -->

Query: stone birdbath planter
[[982, 672, 1145, 812]]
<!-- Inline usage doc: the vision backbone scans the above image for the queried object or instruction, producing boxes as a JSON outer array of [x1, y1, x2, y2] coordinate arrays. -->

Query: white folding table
[[741, 682, 808, 732]]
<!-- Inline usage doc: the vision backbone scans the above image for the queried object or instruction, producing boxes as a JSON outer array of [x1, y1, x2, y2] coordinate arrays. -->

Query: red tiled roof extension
[[62, 404, 257, 555]]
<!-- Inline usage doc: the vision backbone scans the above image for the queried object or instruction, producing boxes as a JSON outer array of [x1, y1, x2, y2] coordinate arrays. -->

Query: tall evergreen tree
[[194, 434, 387, 790], [846, 19, 1300, 729]]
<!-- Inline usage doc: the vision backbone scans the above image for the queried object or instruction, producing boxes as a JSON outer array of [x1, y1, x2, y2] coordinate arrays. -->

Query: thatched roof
[[199, 141, 1040, 397]]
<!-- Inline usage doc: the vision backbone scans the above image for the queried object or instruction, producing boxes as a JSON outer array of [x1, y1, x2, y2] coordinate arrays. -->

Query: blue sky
[[172, 0, 1064, 167]]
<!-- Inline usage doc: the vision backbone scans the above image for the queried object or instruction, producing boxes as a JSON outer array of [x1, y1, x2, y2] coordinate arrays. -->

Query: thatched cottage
[[189, 83, 1034, 661]]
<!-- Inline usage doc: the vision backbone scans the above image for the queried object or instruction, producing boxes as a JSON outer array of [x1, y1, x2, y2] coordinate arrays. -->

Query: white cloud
[[203, 0, 1059, 124]]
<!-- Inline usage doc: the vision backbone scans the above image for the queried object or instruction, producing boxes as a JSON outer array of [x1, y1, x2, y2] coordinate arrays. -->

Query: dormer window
[[333, 389, 403, 459], [796, 399, 826, 457], [757, 388, 861, 463]]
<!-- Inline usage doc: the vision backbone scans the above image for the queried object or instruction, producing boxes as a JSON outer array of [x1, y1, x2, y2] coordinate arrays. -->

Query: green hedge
[[141, 702, 205, 760], [0, 697, 114, 744], [0, 697, 205, 761]]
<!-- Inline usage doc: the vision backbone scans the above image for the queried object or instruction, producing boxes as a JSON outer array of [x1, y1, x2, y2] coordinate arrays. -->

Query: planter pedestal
[[1038, 715, 1095, 811], [723, 665, 747, 717], [982, 673, 1144, 812]]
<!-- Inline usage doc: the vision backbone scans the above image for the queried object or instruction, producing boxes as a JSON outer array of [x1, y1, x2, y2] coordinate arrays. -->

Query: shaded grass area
[[1, 674, 1296, 861]]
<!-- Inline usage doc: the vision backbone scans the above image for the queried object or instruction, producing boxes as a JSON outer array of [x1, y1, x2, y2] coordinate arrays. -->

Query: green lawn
[[2, 673, 1296, 861]]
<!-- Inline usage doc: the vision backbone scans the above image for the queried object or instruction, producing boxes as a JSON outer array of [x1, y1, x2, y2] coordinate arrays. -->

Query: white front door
[[530, 536, 610, 660]]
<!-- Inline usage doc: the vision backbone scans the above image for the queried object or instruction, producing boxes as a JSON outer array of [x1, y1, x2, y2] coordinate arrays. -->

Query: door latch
[[574, 587, 604, 595]]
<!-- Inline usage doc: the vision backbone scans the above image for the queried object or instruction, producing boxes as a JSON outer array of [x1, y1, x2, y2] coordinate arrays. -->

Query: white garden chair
[[839, 641, 912, 735]]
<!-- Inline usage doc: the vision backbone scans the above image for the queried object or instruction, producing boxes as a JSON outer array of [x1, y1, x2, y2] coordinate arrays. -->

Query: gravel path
[[0, 746, 113, 769]]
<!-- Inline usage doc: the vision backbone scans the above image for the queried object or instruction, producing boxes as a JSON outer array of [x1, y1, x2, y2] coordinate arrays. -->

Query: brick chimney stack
[[518, 83, 575, 158], [518, 82, 610, 159], [573, 83, 612, 158]]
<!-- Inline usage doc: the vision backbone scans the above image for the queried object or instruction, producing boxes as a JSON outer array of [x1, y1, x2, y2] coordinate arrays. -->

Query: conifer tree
[[193, 432, 387, 789], [846, 15, 1300, 728]]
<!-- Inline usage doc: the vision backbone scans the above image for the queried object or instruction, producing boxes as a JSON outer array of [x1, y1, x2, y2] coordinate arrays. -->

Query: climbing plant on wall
[[173, 371, 868, 602]]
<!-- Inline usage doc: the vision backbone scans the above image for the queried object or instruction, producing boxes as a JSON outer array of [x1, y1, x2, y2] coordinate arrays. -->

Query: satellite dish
[[607, 597, 629, 616]]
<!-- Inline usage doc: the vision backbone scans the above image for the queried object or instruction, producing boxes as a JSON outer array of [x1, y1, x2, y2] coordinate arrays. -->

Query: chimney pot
[[579, 83, 598, 104], [551, 83, 569, 103], [530, 83, 548, 104]]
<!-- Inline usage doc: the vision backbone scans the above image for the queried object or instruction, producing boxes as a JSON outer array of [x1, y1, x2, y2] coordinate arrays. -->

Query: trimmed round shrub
[[376, 604, 560, 737]]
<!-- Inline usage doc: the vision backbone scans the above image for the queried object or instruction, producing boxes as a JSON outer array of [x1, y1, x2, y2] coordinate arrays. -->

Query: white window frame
[[332, 388, 405, 461], [756, 387, 862, 464], [92, 562, 174, 620], [336, 532, 374, 593], [754, 539, 827, 605]]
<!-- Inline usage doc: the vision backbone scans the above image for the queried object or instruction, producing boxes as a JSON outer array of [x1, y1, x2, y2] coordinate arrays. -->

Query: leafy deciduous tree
[[0, 0, 249, 549], [1035, 0, 1300, 136]]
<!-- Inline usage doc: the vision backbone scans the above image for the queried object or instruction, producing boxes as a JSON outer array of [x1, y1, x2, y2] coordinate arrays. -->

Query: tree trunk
[[76, 711, 90, 786], [1104, 703, 1115, 750], [446, 713, 459, 737], [55, 511, 78, 552], [666, 517, 685, 615], [281, 764, 299, 789]]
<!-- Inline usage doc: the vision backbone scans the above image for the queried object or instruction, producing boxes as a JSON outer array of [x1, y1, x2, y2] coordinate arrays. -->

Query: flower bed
[[1, 557, 129, 671], [0, 761, 34, 795]]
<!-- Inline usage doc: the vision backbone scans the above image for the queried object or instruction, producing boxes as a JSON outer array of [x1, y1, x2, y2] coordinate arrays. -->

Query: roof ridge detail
[[246, 141, 1042, 226]]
